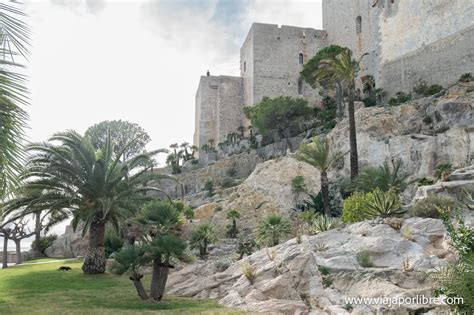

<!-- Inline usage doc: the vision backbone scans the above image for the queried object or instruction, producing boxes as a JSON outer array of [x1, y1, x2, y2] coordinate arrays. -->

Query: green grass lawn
[[0, 259, 242, 315]]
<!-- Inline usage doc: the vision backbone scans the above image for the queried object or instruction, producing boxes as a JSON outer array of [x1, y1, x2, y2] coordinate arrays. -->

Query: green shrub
[[389, 91, 411, 106], [356, 251, 373, 267], [441, 212, 474, 257], [215, 257, 233, 272], [422, 115, 433, 124], [226, 164, 237, 178], [256, 214, 292, 246], [342, 191, 374, 223], [221, 178, 237, 188], [459, 73, 473, 83], [204, 180, 215, 197], [409, 195, 457, 218], [435, 163, 453, 180], [363, 188, 404, 218], [433, 253, 474, 312], [413, 80, 443, 96], [291, 176, 306, 194], [415, 177, 435, 186], [105, 229, 124, 258], [31, 234, 57, 255]]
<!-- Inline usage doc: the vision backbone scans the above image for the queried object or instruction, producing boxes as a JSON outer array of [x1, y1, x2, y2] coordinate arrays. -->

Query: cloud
[[49, 0, 106, 15]]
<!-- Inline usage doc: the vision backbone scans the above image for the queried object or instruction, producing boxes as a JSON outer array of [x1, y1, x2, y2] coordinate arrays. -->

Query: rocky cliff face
[[167, 216, 457, 314], [329, 83, 474, 180]]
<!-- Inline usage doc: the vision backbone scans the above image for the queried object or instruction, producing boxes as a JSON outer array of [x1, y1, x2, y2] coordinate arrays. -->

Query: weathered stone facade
[[195, 0, 474, 149], [194, 23, 326, 149], [323, 0, 474, 94]]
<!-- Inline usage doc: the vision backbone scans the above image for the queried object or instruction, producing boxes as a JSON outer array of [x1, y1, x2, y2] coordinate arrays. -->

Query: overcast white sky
[[2, 0, 323, 251]]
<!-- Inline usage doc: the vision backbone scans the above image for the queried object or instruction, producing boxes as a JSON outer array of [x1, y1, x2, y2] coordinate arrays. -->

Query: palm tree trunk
[[2, 233, 9, 268], [14, 239, 23, 264], [33, 212, 43, 257], [320, 171, 331, 217], [155, 264, 171, 301], [150, 257, 162, 300], [131, 275, 149, 300], [348, 87, 359, 179], [335, 82, 344, 121], [82, 220, 106, 274]]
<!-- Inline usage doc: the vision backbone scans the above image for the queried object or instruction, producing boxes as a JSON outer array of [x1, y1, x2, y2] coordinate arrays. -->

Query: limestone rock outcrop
[[45, 225, 88, 258], [167, 217, 457, 314]]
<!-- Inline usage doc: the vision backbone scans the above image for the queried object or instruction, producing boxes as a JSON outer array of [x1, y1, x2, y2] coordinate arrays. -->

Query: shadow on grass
[[0, 262, 229, 313]]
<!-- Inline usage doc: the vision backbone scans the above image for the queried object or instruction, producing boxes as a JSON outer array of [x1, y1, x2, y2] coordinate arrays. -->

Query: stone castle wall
[[322, 0, 474, 94], [240, 23, 327, 107]]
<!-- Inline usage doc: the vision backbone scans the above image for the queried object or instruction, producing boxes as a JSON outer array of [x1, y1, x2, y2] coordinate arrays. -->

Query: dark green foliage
[[422, 115, 433, 124], [85, 120, 151, 161], [344, 159, 409, 194], [415, 177, 435, 186], [459, 73, 473, 83], [105, 229, 124, 258], [31, 234, 57, 255], [435, 163, 453, 180], [256, 214, 292, 246], [409, 195, 457, 219], [245, 96, 312, 148], [318, 265, 330, 276], [322, 276, 333, 288], [135, 200, 181, 235], [389, 91, 412, 106], [291, 176, 306, 194], [204, 180, 214, 197], [314, 96, 337, 130], [441, 212, 474, 258], [225, 209, 241, 238], [110, 245, 148, 276], [190, 224, 217, 259], [237, 238, 258, 260], [226, 163, 237, 178], [293, 192, 325, 215], [300, 45, 346, 88], [221, 178, 237, 188], [413, 80, 444, 97], [433, 253, 474, 313]]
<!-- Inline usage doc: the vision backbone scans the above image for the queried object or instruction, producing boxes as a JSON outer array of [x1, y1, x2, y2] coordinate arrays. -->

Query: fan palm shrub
[[4, 131, 168, 274], [256, 214, 292, 246], [190, 224, 217, 259], [295, 137, 342, 216], [313, 48, 367, 179], [226, 209, 240, 238]]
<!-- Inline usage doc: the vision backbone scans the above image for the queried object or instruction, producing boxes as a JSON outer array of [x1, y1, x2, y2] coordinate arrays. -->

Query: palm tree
[[189, 223, 216, 259], [190, 145, 199, 159], [4, 131, 168, 274], [256, 214, 291, 246], [314, 48, 367, 179], [226, 209, 240, 238], [169, 143, 178, 154], [180, 142, 190, 161], [237, 125, 246, 139], [295, 137, 342, 216]]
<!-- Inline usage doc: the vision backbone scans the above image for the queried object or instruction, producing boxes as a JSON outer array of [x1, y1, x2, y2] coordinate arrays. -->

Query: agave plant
[[464, 189, 474, 211], [362, 188, 405, 218], [308, 215, 341, 234]]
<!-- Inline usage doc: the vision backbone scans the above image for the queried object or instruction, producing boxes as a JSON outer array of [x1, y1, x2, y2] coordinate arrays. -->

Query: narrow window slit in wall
[[356, 16, 362, 34], [299, 53, 304, 65]]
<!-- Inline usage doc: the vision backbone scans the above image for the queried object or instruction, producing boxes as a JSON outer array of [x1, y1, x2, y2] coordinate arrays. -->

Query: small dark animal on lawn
[[58, 266, 71, 271]]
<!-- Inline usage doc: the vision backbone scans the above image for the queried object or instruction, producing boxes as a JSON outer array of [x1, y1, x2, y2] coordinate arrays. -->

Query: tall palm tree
[[189, 223, 216, 259], [0, 2, 30, 267], [295, 137, 342, 216], [314, 48, 367, 179], [226, 209, 240, 238], [4, 131, 168, 274], [0, 2, 30, 203]]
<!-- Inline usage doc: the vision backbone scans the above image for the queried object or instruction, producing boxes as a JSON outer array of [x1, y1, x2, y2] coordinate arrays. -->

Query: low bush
[[413, 80, 443, 96], [435, 163, 453, 180], [291, 175, 306, 194], [409, 195, 457, 218], [342, 191, 374, 223], [214, 257, 233, 272], [389, 91, 411, 106], [459, 72, 473, 83], [204, 180, 215, 197], [415, 177, 435, 186]]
